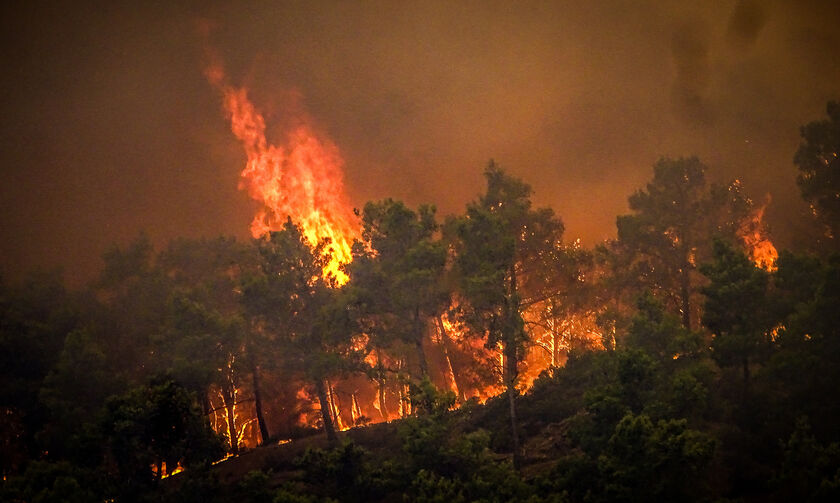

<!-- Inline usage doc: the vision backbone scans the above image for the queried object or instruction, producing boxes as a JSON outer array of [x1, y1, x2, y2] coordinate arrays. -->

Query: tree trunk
[[315, 378, 338, 446], [414, 338, 428, 379], [250, 362, 269, 445], [375, 352, 389, 420], [377, 375, 388, 420], [414, 308, 429, 378], [397, 360, 408, 417], [504, 339, 522, 470], [350, 393, 358, 424], [221, 385, 239, 455], [506, 265, 522, 470], [437, 315, 465, 401], [326, 378, 343, 430], [397, 375, 411, 417]]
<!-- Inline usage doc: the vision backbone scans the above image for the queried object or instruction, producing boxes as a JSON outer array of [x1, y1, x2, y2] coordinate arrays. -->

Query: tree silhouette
[[795, 101, 840, 244]]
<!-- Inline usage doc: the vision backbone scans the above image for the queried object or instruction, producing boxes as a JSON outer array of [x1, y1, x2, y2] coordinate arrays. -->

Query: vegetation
[[2, 104, 840, 501], [795, 101, 840, 244]]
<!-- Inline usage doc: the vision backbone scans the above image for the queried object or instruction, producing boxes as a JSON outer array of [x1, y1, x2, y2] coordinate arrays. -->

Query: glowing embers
[[205, 60, 359, 284]]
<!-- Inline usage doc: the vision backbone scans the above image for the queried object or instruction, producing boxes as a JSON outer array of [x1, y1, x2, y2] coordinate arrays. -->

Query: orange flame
[[158, 462, 184, 479], [738, 196, 778, 271], [519, 309, 604, 391], [205, 59, 359, 284]]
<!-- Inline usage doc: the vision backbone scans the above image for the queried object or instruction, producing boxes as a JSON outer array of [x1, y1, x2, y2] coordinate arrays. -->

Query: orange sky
[[1, 0, 838, 285]]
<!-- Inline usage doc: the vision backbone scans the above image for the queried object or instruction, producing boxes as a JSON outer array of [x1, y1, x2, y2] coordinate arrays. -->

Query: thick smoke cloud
[[0, 0, 838, 284]]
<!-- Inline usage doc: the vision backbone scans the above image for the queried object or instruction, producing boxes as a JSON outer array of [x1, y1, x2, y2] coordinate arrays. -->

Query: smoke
[[670, 21, 713, 125], [726, 0, 768, 50], [0, 1, 839, 284]]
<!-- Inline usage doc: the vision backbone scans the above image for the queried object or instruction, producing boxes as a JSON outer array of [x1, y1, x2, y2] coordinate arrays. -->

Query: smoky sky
[[1, 0, 839, 285]]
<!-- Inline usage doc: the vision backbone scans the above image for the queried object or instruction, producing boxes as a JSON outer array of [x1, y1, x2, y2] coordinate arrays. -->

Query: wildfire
[[437, 310, 504, 402], [208, 382, 259, 452], [520, 308, 604, 391], [738, 196, 778, 271], [204, 58, 359, 284], [198, 45, 606, 453], [158, 462, 184, 479]]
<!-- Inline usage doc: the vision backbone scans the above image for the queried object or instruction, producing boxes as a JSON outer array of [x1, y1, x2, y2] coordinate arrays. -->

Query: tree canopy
[[795, 101, 840, 243]]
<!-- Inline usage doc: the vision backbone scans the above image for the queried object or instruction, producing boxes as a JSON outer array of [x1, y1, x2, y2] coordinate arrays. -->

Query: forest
[[1, 101, 839, 502]]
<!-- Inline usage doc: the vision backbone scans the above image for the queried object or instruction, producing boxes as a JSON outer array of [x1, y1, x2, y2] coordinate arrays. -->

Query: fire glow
[[739, 196, 779, 271], [202, 54, 606, 451], [204, 60, 359, 284]]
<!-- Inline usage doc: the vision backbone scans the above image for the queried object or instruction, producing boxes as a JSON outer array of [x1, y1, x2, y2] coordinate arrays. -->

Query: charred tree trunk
[[504, 336, 521, 470], [377, 375, 388, 420], [397, 370, 411, 418], [375, 352, 389, 420], [404, 382, 412, 415], [315, 378, 338, 446], [506, 265, 522, 471], [221, 385, 239, 455], [350, 393, 360, 425], [250, 362, 269, 445], [326, 378, 343, 430], [437, 315, 465, 401]]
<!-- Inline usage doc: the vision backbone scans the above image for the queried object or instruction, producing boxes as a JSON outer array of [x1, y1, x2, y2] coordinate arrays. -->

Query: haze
[[1, 0, 838, 285]]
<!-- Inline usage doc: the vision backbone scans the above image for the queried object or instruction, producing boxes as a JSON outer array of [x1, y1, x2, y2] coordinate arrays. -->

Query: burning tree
[[349, 199, 449, 388], [613, 157, 763, 330], [449, 162, 566, 469], [242, 220, 363, 445], [158, 237, 263, 454], [204, 55, 359, 284], [519, 238, 603, 386]]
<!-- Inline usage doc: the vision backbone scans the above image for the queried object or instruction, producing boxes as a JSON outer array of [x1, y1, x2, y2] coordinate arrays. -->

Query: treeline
[[1, 102, 839, 502]]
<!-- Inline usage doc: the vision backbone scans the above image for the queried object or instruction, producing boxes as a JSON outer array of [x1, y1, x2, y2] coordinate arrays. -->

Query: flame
[[738, 196, 778, 271], [158, 462, 184, 479], [769, 323, 785, 342], [207, 357, 259, 453], [438, 311, 504, 402], [208, 383, 259, 453], [519, 309, 604, 391], [206, 305, 606, 442], [326, 380, 348, 431], [205, 58, 359, 284]]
